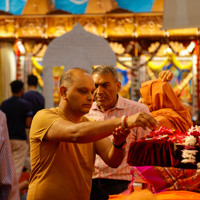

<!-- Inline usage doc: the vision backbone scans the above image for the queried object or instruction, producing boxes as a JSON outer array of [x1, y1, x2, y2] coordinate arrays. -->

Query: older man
[[27, 68, 157, 200], [86, 65, 151, 199]]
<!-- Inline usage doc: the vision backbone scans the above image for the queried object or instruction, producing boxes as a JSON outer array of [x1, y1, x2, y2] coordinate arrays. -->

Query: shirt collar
[[91, 95, 125, 111]]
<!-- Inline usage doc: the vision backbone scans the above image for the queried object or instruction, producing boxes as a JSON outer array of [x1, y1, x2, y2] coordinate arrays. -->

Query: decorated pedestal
[[127, 126, 200, 193]]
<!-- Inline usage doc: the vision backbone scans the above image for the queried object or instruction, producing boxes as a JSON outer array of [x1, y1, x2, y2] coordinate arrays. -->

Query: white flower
[[181, 149, 198, 164], [181, 158, 196, 164], [185, 135, 197, 146], [182, 149, 198, 158]]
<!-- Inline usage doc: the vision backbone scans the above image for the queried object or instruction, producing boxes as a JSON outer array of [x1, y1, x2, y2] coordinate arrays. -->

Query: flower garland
[[147, 58, 169, 70], [181, 126, 200, 164], [31, 56, 44, 88], [142, 126, 200, 167], [146, 54, 193, 70], [31, 56, 43, 72], [142, 126, 186, 143], [171, 54, 193, 70]]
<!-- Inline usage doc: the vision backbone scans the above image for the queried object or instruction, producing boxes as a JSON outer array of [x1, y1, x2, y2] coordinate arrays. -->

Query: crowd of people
[[0, 66, 195, 200]]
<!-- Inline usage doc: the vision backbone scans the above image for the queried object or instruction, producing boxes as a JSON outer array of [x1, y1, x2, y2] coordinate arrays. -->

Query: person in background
[[27, 68, 157, 200], [23, 74, 45, 172], [23, 74, 45, 116], [0, 80, 33, 180], [86, 65, 151, 199], [139, 70, 193, 133], [0, 110, 20, 200], [131, 70, 195, 194], [194, 111, 200, 126]]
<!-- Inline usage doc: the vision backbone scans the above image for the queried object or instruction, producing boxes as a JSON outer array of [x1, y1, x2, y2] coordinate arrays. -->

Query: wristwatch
[[113, 140, 127, 149]]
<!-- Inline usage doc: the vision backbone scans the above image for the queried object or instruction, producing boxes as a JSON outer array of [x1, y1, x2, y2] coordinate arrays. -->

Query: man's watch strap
[[112, 140, 127, 149]]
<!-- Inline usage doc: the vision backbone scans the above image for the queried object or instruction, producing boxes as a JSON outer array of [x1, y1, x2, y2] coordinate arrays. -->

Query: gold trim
[[0, 13, 198, 38]]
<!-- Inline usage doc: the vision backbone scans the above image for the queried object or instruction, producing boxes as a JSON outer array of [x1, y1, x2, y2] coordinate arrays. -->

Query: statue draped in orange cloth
[[139, 78, 193, 133]]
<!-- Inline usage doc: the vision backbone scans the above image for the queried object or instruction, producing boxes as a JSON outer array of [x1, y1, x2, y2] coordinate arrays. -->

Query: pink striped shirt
[[86, 96, 150, 181], [0, 111, 20, 200]]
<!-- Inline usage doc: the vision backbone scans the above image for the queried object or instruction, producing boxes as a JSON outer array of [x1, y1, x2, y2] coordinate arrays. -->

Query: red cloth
[[127, 139, 179, 167]]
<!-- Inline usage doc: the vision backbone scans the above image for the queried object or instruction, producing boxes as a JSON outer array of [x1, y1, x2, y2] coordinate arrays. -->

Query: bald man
[[27, 68, 157, 200]]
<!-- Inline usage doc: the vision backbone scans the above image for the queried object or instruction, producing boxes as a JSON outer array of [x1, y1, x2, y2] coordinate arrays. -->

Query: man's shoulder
[[32, 108, 60, 127], [0, 97, 12, 105], [35, 107, 56, 116], [19, 97, 31, 104], [119, 96, 150, 112], [119, 96, 146, 107], [1, 97, 17, 109], [18, 98, 33, 112], [86, 102, 100, 118], [24, 90, 44, 98], [83, 115, 95, 122]]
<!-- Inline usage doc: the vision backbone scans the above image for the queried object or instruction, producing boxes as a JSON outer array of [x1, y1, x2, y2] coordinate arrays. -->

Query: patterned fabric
[[155, 167, 200, 192], [0, 111, 20, 200], [132, 166, 200, 193], [86, 96, 150, 181]]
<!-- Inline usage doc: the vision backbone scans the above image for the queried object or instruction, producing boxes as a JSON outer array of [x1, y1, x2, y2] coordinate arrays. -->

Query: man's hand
[[127, 112, 158, 131], [112, 126, 130, 146], [158, 70, 173, 82]]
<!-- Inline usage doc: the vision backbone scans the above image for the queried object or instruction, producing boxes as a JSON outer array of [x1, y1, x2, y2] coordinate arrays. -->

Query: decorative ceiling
[[0, 0, 198, 39]]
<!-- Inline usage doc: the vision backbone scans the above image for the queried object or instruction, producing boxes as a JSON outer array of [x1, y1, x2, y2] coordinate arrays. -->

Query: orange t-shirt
[[27, 107, 95, 200]]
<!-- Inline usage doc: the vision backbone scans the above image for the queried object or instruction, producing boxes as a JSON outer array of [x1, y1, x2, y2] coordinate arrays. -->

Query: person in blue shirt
[[23, 74, 45, 116], [0, 80, 33, 180]]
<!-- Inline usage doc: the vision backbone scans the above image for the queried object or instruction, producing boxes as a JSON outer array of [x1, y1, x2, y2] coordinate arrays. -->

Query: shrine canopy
[[42, 23, 117, 108]]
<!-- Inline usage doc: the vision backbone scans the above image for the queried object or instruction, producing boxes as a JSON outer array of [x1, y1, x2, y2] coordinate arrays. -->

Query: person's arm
[[135, 104, 151, 140], [26, 116, 32, 128], [0, 111, 20, 200], [94, 127, 129, 168], [44, 112, 158, 143], [24, 100, 33, 128]]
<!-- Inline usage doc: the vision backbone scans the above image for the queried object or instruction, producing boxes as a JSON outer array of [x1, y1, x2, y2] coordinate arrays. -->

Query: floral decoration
[[142, 126, 186, 143], [142, 125, 200, 165]]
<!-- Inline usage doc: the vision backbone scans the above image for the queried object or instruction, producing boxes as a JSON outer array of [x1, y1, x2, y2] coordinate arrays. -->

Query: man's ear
[[116, 81, 121, 92], [60, 86, 67, 99]]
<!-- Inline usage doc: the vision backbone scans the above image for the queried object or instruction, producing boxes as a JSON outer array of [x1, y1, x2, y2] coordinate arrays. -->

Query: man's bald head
[[60, 68, 89, 88]]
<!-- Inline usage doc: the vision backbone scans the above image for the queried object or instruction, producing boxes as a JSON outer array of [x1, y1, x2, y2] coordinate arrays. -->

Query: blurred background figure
[[23, 74, 45, 117], [23, 74, 45, 172], [139, 71, 193, 133], [0, 110, 20, 200], [0, 80, 33, 180], [194, 111, 200, 126]]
